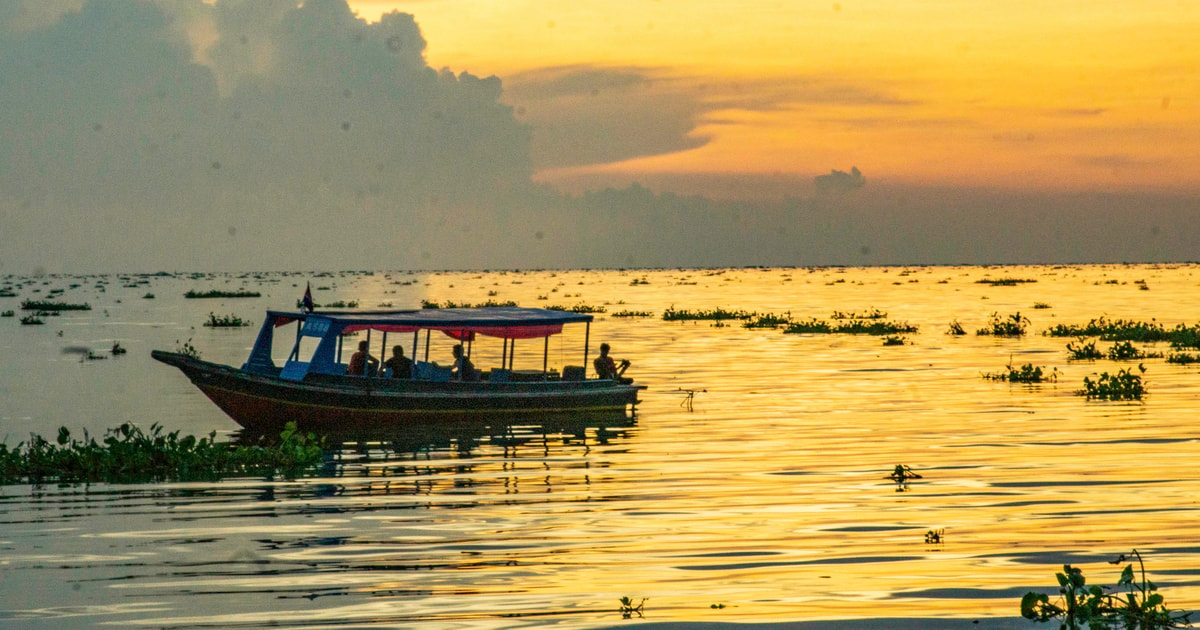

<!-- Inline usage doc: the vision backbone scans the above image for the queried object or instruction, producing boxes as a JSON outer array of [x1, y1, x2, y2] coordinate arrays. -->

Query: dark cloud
[[0, 0, 532, 271]]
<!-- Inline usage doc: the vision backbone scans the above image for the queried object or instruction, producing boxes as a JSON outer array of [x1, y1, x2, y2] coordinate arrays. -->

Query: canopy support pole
[[582, 322, 591, 378]]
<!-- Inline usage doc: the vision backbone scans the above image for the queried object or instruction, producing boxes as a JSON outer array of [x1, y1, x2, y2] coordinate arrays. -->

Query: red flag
[[302, 282, 314, 313]]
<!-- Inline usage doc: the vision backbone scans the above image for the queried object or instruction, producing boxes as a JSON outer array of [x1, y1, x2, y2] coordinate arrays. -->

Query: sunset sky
[[352, 1, 1200, 197], [2, 0, 1199, 273]]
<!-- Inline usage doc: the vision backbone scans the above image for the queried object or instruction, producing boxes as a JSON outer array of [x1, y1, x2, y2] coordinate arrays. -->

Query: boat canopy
[[245, 307, 594, 379], [267, 307, 592, 339]]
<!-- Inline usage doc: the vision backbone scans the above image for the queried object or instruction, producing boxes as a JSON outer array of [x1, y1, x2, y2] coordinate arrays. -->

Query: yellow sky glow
[[352, 1, 1200, 194]]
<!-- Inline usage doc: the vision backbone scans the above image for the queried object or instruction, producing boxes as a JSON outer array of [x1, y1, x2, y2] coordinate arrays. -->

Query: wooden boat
[[152, 306, 642, 432]]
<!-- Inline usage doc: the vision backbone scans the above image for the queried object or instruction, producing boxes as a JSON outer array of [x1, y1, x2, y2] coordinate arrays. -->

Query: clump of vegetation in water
[[610, 309, 654, 318], [1107, 341, 1162, 361], [1043, 317, 1198, 344], [977, 312, 1029, 336], [1066, 339, 1103, 361], [421, 299, 518, 309], [20, 299, 91, 311], [744, 312, 793, 329], [1, 310, 13, 317], [1021, 550, 1191, 629], [984, 362, 1058, 383], [947, 320, 967, 335], [19, 315, 44, 325], [925, 529, 944, 544], [976, 278, 1037, 286], [783, 317, 917, 336], [0, 422, 325, 484], [662, 306, 755, 322], [1166, 352, 1200, 365], [830, 307, 887, 320], [320, 300, 359, 308], [546, 303, 607, 313], [1078, 365, 1146, 400], [203, 312, 252, 327], [184, 289, 261, 299], [882, 335, 906, 346], [1032, 302, 1052, 309]]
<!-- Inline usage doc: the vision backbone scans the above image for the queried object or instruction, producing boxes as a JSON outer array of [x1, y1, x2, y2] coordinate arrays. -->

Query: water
[[3, 265, 1200, 628]]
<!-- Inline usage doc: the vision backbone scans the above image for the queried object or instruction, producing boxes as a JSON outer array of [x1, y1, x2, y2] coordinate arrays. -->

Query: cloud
[[0, 0, 533, 271], [503, 65, 711, 169]]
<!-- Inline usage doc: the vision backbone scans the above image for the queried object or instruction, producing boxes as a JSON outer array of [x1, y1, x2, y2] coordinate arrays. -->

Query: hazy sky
[[2, 0, 1198, 273]]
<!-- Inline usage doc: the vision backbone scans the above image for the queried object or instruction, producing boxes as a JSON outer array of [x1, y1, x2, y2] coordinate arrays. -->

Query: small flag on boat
[[302, 282, 314, 313]]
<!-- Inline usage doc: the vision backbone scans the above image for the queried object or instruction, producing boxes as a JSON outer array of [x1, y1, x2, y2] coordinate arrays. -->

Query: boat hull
[[152, 351, 641, 432]]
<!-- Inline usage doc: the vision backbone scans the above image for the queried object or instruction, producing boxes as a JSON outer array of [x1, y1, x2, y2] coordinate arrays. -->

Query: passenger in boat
[[451, 344, 478, 381], [594, 343, 632, 384], [347, 340, 378, 376], [383, 345, 413, 379]]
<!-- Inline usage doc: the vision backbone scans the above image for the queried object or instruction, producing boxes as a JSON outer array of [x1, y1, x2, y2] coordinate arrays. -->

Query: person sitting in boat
[[452, 344, 478, 381], [594, 342, 632, 384], [347, 340, 378, 376], [383, 345, 412, 379]]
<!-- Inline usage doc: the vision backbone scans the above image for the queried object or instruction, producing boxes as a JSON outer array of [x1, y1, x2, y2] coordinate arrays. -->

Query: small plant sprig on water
[[925, 529, 944, 544], [1021, 549, 1192, 629], [947, 320, 967, 335], [1079, 365, 1146, 401], [619, 596, 646, 619]]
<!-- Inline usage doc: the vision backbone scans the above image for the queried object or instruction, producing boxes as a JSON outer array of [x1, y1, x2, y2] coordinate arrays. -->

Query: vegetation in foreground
[[1078, 365, 1146, 401], [204, 312, 252, 327], [0, 422, 325, 485], [1022, 550, 1192, 629]]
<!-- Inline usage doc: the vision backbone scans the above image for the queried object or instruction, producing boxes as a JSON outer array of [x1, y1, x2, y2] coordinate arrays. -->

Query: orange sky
[[351, 1, 1200, 196]]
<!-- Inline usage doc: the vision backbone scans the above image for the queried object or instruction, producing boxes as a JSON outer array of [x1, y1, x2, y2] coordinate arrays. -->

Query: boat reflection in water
[[233, 408, 638, 466]]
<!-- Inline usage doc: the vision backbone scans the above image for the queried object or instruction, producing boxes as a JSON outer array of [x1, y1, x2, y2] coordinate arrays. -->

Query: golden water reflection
[[3, 265, 1200, 627]]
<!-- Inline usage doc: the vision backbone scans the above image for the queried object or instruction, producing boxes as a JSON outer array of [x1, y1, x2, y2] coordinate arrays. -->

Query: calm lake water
[[3, 265, 1200, 629]]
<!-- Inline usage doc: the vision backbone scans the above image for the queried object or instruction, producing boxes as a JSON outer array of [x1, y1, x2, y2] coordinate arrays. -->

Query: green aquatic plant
[[830, 307, 887, 320], [882, 335, 906, 346], [924, 529, 944, 544], [610, 309, 654, 318], [1, 310, 14, 317], [1032, 302, 1052, 309], [203, 312, 252, 328], [19, 315, 44, 325], [977, 278, 1037, 286], [184, 289, 261, 299], [546, 303, 607, 313], [977, 312, 1030, 336], [1079, 365, 1146, 401], [984, 362, 1058, 383], [1021, 550, 1191, 629], [1166, 352, 1200, 365], [0, 422, 325, 485], [744, 312, 793, 328], [1107, 341, 1162, 361], [421, 299, 518, 309], [1045, 317, 1177, 343], [783, 317, 833, 334], [947, 320, 967, 335], [1067, 339, 1104, 361], [20, 299, 91, 311], [662, 306, 755, 321]]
